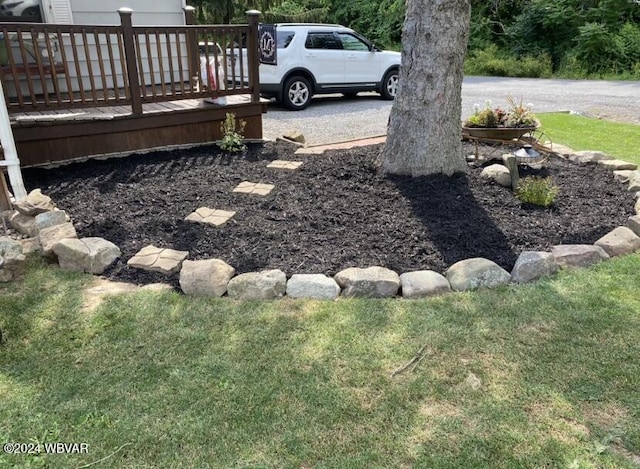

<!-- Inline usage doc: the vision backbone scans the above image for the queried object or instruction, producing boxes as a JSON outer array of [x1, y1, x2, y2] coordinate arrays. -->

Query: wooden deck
[[1, 10, 265, 167], [10, 95, 267, 167]]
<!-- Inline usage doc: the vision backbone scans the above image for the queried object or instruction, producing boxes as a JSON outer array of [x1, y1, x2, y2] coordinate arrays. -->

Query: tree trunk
[[381, 0, 471, 177]]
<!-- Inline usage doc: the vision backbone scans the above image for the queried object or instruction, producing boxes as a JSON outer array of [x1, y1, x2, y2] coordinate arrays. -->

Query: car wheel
[[283, 76, 311, 111], [22, 6, 40, 16], [381, 69, 399, 100]]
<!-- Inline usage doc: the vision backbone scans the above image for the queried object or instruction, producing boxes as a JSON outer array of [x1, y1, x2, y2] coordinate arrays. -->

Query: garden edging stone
[[6, 142, 640, 300], [334, 266, 400, 298], [594, 226, 640, 257]]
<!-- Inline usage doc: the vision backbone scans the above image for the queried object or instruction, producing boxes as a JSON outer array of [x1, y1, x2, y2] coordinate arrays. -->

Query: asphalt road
[[262, 76, 640, 145]]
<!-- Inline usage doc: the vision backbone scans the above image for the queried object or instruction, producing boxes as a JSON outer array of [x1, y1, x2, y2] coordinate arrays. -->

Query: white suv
[[259, 24, 401, 110]]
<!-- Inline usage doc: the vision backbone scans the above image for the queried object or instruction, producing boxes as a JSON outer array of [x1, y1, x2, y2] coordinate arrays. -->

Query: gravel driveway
[[262, 76, 640, 145]]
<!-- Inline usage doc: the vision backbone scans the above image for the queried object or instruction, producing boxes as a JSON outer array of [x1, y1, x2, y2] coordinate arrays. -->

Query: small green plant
[[516, 176, 559, 207], [219, 112, 246, 153]]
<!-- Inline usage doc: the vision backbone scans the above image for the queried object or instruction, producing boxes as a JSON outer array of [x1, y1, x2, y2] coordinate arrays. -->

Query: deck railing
[[0, 8, 260, 115]]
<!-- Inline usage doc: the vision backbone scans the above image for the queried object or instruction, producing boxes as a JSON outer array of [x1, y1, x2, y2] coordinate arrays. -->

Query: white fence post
[[0, 80, 27, 201]]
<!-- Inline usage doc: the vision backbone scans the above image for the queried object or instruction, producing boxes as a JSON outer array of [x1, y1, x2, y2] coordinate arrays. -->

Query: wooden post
[[246, 10, 261, 104], [119, 8, 143, 115], [183, 6, 199, 91], [503, 153, 519, 191], [0, 169, 12, 211]]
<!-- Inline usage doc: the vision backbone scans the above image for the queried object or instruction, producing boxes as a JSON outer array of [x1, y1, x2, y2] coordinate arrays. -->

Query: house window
[[0, 0, 43, 22]]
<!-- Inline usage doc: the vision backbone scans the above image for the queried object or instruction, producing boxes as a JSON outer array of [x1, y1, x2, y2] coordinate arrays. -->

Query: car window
[[338, 33, 370, 52], [304, 33, 342, 50], [277, 31, 295, 49], [0, 0, 43, 22]]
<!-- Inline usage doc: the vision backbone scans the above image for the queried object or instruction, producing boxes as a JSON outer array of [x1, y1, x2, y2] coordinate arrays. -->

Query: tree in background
[[191, 0, 279, 23], [381, 0, 471, 176]]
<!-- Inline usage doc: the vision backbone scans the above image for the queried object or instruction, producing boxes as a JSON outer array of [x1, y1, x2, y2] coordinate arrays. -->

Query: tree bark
[[381, 0, 471, 176]]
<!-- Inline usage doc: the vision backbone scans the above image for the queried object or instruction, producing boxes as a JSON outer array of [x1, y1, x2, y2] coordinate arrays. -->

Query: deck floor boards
[[9, 95, 258, 126]]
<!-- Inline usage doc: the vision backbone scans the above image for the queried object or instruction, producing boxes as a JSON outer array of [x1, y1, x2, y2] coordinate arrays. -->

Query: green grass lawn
[[2, 115, 640, 468], [1, 256, 639, 468], [537, 113, 640, 164]]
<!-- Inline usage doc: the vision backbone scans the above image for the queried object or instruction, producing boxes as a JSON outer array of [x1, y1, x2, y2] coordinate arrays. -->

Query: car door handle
[[346, 54, 357, 59]]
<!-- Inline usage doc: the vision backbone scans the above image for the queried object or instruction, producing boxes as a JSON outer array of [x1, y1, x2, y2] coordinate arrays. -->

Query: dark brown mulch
[[22, 141, 634, 287]]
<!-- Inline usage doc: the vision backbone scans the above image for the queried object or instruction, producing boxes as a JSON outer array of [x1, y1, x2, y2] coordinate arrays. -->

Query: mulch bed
[[22, 141, 635, 287]]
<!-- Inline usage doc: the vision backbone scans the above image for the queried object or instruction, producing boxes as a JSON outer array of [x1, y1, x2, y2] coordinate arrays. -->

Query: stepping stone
[[266, 160, 303, 170], [232, 181, 275, 196], [127, 245, 188, 275], [184, 207, 236, 227]]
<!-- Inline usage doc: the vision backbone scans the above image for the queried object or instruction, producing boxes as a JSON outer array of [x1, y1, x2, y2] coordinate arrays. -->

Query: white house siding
[[69, 0, 187, 26], [8, 0, 191, 100]]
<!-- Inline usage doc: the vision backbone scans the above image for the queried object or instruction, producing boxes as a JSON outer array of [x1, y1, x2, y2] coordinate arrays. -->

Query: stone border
[[2, 147, 639, 300]]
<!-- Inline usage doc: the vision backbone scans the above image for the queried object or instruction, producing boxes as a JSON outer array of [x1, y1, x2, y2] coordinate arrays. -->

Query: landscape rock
[[34, 210, 67, 233], [283, 130, 305, 144], [613, 170, 633, 183], [20, 237, 41, 254], [569, 150, 612, 164], [0, 236, 26, 282], [399, 270, 451, 298], [286, 274, 340, 300], [127, 245, 188, 275], [334, 266, 400, 298], [628, 215, 640, 237], [551, 244, 609, 268], [636, 198, 640, 215], [53, 237, 121, 274], [38, 222, 77, 257], [628, 171, 640, 192], [480, 164, 511, 188], [597, 159, 637, 171], [551, 143, 574, 157], [446, 258, 511, 291], [511, 251, 559, 283], [594, 226, 640, 257], [227, 269, 287, 300], [14, 189, 56, 216], [9, 211, 36, 237], [0, 236, 22, 257], [179, 259, 235, 297]]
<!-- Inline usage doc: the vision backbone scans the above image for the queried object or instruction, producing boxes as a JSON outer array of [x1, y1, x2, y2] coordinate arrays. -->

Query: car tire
[[283, 76, 312, 111], [22, 6, 40, 17], [381, 69, 399, 100]]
